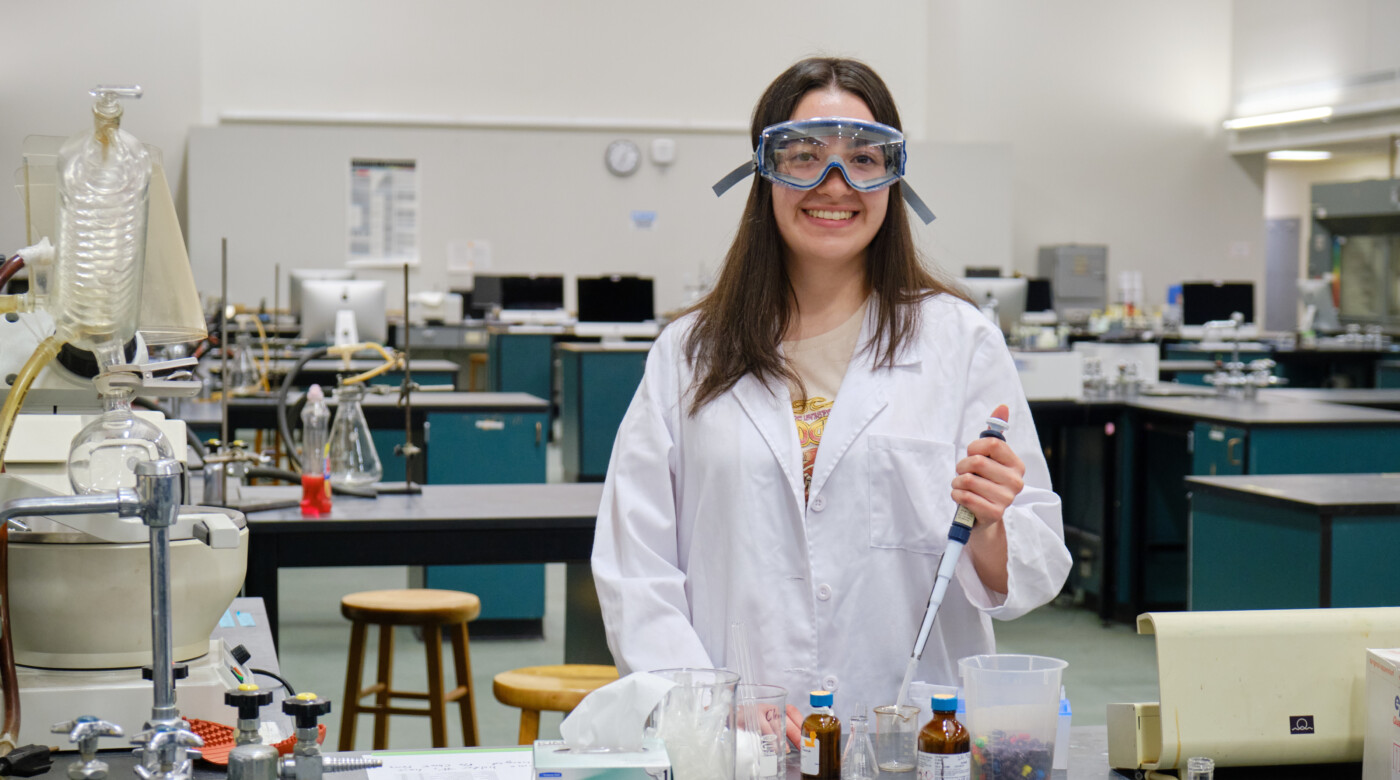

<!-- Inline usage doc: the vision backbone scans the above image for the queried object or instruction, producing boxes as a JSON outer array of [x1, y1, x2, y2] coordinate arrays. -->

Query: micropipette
[[896, 406, 1010, 706]]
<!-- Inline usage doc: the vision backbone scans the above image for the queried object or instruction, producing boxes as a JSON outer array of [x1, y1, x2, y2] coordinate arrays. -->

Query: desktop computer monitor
[[299, 279, 387, 344], [1026, 278, 1054, 313], [1181, 281, 1254, 326], [957, 277, 1028, 334], [471, 274, 565, 317], [288, 268, 355, 320], [577, 276, 655, 323]]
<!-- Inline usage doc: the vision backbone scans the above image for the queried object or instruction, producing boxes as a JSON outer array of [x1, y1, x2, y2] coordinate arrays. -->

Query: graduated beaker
[[872, 704, 919, 772], [735, 684, 786, 780], [958, 654, 1067, 779], [647, 668, 739, 780]]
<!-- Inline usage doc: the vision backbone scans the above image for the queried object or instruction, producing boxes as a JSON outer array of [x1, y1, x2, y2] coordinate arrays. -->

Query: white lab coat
[[591, 293, 1071, 711]]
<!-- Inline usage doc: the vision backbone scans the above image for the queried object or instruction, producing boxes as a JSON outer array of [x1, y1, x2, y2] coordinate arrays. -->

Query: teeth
[[806, 209, 854, 220]]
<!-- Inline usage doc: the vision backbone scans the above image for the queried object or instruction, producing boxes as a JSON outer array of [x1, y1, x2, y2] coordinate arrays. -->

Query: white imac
[[956, 277, 1028, 334], [289, 268, 355, 320], [299, 279, 387, 345], [1297, 277, 1340, 333]]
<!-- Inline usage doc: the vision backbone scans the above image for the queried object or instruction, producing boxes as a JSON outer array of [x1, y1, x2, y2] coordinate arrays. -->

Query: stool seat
[[339, 589, 479, 750], [341, 589, 481, 626], [493, 664, 618, 744]]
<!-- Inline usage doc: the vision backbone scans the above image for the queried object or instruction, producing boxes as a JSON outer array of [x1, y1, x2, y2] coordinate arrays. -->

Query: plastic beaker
[[957, 654, 1067, 779], [873, 703, 919, 772], [647, 668, 740, 780], [735, 684, 786, 780]]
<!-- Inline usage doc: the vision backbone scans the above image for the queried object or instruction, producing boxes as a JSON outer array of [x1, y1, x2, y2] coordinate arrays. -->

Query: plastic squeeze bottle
[[299, 384, 332, 517]]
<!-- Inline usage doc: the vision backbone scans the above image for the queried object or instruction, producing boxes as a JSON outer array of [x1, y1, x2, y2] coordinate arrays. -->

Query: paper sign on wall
[[349, 158, 419, 267]]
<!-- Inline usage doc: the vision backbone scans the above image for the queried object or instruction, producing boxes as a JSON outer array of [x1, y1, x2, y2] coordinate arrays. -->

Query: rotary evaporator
[[0, 86, 250, 759]]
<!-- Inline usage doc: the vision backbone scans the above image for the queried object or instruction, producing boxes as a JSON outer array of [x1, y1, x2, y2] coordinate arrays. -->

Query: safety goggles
[[712, 117, 936, 224]]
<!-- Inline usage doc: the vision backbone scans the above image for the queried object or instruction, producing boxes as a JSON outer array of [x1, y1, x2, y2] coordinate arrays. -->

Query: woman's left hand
[[950, 405, 1025, 527]]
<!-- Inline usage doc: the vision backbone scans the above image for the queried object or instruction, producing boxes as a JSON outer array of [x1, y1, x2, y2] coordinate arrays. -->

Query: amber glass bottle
[[916, 694, 969, 780], [800, 690, 841, 780]]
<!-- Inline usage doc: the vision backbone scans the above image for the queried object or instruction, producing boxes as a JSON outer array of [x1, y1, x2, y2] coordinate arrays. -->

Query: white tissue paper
[[559, 671, 677, 752]]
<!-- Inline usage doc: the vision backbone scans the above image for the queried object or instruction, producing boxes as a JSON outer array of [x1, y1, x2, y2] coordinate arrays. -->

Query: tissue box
[[1363, 648, 1400, 780], [533, 738, 671, 780]]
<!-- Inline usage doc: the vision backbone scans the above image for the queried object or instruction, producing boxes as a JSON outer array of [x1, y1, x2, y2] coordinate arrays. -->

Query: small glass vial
[[916, 694, 969, 780], [801, 691, 841, 780], [840, 711, 879, 780]]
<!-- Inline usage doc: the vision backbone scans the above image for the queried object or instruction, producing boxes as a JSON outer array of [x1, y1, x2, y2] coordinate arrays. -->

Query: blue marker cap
[[810, 690, 833, 708]]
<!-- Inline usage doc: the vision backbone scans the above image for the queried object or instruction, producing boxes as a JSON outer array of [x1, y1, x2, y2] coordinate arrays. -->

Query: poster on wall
[[348, 158, 418, 267]]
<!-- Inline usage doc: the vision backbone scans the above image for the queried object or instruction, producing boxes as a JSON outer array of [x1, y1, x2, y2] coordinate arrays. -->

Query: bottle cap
[[308, 383, 324, 402], [810, 690, 833, 708], [932, 694, 957, 712]]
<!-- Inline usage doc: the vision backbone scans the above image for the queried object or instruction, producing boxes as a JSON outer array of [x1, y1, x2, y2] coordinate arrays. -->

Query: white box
[[534, 738, 671, 780], [1364, 648, 1400, 780]]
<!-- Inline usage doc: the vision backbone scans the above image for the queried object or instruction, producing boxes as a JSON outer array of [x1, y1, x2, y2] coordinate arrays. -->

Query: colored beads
[[968, 731, 1052, 780]]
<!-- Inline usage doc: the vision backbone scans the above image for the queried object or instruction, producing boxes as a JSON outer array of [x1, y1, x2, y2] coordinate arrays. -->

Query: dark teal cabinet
[[558, 344, 649, 482], [487, 333, 555, 402]]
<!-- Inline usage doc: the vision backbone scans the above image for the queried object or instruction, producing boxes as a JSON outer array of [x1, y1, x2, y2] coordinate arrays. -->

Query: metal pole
[[135, 460, 185, 728], [402, 263, 414, 491], [220, 238, 230, 448]]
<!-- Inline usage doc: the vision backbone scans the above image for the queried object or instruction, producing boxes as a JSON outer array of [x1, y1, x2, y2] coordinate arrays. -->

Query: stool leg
[[373, 624, 395, 750], [450, 621, 478, 746], [339, 620, 368, 750], [518, 710, 541, 745], [423, 624, 447, 748]]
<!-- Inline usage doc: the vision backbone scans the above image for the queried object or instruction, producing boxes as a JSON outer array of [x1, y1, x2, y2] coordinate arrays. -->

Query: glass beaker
[[872, 704, 919, 773], [735, 684, 787, 780], [328, 383, 382, 488], [647, 668, 739, 780]]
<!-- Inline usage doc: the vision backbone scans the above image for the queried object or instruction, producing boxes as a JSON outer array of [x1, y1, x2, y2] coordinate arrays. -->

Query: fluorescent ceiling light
[[1223, 106, 1333, 130], [1267, 150, 1333, 161]]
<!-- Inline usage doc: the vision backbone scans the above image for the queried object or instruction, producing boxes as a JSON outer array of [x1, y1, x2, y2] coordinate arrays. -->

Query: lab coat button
[[817, 584, 832, 601], [810, 495, 827, 511], [822, 675, 838, 691]]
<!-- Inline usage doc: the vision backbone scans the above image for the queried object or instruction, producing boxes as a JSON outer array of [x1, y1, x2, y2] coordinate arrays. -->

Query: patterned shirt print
[[793, 396, 834, 498]]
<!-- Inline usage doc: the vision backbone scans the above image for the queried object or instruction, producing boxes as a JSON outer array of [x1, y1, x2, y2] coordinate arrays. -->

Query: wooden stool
[[492, 664, 619, 744], [339, 589, 481, 750]]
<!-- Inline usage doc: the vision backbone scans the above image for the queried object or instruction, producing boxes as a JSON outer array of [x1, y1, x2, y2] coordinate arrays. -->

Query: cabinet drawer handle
[[475, 419, 505, 431], [536, 421, 542, 445], [1226, 437, 1242, 466]]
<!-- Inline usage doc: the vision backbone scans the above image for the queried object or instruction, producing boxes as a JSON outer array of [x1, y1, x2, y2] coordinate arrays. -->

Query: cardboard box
[[533, 738, 671, 780], [1364, 648, 1400, 780]]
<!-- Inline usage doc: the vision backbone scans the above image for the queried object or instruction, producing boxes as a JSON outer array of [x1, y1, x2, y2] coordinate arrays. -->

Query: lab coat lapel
[[730, 372, 804, 503], [805, 307, 920, 502]]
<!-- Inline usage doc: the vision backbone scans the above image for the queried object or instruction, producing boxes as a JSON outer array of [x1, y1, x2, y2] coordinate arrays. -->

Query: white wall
[[3, 0, 1269, 322], [926, 3, 1264, 312]]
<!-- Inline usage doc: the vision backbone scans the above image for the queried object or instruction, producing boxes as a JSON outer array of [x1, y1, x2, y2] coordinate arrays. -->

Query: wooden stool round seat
[[493, 664, 619, 744], [339, 589, 481, 750]]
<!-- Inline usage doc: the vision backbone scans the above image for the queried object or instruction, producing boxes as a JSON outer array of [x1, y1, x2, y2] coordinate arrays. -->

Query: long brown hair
[[684, 57, 965, 414]]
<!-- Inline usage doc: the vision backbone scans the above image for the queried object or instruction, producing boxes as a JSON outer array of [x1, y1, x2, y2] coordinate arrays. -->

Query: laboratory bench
[[1185, 473, 1400, 611], [234, 483, 607, 663], [210, 357, 461, 389], [1109, 396, 1400, 621], [1377, 358, 1400, 387]]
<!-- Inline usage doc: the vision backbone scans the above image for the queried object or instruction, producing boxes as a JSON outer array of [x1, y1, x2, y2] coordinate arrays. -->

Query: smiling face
[[771, 89, 890, 279]]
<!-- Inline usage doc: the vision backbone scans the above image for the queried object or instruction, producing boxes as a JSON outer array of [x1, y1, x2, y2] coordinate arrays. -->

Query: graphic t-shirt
[[785, 302, 867, 502]]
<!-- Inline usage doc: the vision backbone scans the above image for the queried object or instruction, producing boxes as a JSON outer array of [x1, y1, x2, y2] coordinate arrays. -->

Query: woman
[[591, 57, 1071, 722]]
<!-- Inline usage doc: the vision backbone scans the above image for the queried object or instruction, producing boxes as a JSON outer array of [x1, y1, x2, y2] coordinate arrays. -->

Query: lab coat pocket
[[868, 434, 956, 554]]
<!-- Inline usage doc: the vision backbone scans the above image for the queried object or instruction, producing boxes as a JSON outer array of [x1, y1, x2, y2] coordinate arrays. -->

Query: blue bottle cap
[[932, 694, 957, 712], [810, 690, 833, 708]]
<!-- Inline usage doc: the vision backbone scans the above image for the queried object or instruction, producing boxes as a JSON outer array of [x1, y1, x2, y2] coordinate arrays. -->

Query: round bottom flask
[[68, 404, 175, 494]]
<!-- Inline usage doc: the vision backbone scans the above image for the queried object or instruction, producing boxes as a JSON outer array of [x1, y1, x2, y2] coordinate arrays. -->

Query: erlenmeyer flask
[[841, 713, 880, 780], [328, 383, 382, 488], [230, 328, 260, 395]]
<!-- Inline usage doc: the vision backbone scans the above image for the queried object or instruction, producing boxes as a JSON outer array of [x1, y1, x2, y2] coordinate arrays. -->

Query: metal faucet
[[53, 717, 124, 780]]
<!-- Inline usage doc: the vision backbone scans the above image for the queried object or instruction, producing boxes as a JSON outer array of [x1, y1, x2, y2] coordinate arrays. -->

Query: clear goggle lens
[[758, 118, 905, 191]]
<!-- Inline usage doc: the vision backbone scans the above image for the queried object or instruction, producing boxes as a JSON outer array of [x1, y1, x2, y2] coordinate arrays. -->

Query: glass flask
[[68, 399, 175, 494], [841, 713, 880, 780], [328, 383, 382, 488], [228, 327, 261, 395]]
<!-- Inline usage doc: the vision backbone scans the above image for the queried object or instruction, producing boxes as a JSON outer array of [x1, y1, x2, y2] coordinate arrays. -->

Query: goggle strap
[[712, 161, 756, 197], [901, 183, 936, 225]]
